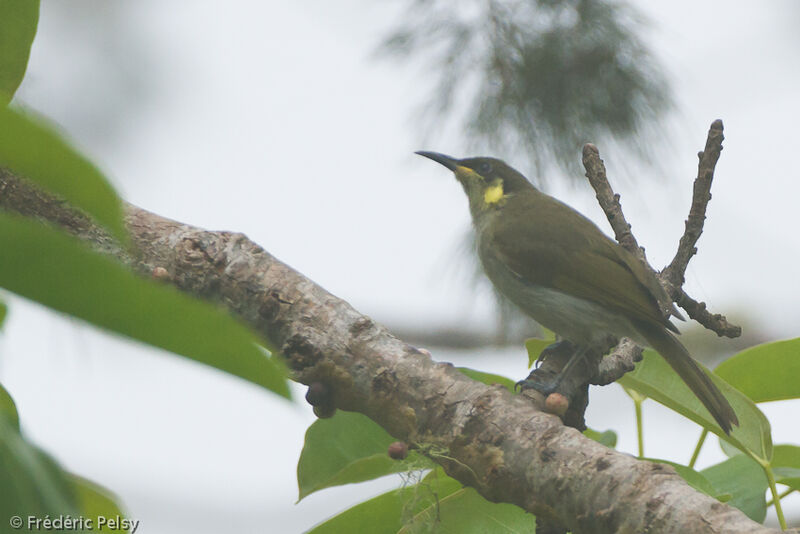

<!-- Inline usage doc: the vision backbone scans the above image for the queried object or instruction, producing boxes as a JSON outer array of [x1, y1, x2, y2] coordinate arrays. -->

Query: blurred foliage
[[379, 0, 672, 181], [0, 106, 127, 241], [383, 0, 674, 342], [0, 211, 290, 399], [0, 1, 295, 517], [0, 0, 39, 105], [0, 384, 126, 527]]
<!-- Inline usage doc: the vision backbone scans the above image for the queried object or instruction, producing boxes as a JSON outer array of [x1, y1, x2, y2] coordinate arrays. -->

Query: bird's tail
[[635, 320, 739, 434]]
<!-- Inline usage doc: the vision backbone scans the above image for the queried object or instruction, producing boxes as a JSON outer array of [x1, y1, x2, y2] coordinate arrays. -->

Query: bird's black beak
[[415, 151, 459, 171]]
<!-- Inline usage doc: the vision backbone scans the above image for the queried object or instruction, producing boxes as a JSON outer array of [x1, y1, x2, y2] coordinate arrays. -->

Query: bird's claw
[[516, 377, 558, 396]]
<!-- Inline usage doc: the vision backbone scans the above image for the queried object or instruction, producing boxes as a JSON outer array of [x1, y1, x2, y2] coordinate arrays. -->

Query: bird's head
[[415, 151, 534, 215]]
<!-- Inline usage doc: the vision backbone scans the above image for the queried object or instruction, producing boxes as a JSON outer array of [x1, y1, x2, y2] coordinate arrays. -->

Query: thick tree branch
[[0, 169, 778, 533]]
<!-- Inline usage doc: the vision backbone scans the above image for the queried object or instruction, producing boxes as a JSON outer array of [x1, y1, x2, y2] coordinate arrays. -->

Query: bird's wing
[[487, 194, 671, 328], [552, 248, 670, 327]]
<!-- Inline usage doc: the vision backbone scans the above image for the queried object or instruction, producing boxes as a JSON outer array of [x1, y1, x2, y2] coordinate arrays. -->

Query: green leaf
[[701, 455, 768, 522], [524, 335, 555, 368], [770, 445, 800, 469], [0, 213, 289, 398], [773, 468, 800, 492], [456, 367, 516, 392], [0, 299, 7, 328], [306, 485, 410, 534], [0, 417, 81, 520], [715, 338, 800, 402], [0, 382, 20, 431], [0, 417, 124, 533], [583, 428, 617, 448], [718, 435, 744, 458], [309, 468, 531, 534], [772, 445, 800, 492], [717, 444, 800, 496], [618, 350, 772, 461], [644, 458, 717, 498], [0, 106, 126, 241], [70, 475, 126, 523], [0, 0, 39, 104], [306, 472, 462, 534], [298, 411, 429, 500], [399, 486, 533, 534]]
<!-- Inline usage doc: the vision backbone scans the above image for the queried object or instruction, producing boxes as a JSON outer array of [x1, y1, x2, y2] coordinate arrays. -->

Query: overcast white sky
[[3, 1, 799, 532]]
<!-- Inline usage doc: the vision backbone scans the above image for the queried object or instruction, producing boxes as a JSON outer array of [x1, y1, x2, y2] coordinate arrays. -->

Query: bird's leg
[[552, 345, 589, 386], [517, 345, 589, 395], [534, 340, 577, 368]]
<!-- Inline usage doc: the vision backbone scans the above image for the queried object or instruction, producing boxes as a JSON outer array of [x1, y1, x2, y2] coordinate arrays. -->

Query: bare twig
[[572, 122, 742, 411], [663, 119, 725, 289], [676, 291, 742, 338], [582, 123, 741, 341], [581, 143, 645, 260], [581, 143, 676, 320], [658, 119, 741, 338]]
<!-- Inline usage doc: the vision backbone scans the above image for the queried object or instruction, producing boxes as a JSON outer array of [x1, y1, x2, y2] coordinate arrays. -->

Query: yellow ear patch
[[484, 181, 505, 205]]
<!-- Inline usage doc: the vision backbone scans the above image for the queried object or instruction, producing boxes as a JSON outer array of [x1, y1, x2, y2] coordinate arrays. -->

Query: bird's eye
[[478, 162, 492, 174]]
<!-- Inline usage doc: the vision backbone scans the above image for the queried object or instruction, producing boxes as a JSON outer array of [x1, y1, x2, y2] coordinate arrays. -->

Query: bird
[[415, 151, 738, 434]]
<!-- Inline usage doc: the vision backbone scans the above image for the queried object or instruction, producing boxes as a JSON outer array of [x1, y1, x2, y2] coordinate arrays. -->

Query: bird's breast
[[476, 236, 646, 347]]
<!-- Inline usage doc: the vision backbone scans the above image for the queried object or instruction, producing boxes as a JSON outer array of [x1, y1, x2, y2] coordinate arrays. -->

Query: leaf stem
[[635, 397, 644, 458], [766, 487, 795, 508], [688, 428, 707, 469], [763, 464, 787, 530]]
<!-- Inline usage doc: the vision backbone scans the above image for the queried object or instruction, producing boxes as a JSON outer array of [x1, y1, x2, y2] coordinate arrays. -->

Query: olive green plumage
[[417, 151, 738, 434]]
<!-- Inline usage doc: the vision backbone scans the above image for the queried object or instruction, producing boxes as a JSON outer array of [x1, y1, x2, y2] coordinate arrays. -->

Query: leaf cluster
[[0, 2, 289, 518]]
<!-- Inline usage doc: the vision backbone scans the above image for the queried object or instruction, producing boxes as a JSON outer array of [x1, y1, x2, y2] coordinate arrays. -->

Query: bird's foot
[[515, 372, 560, 396], [517, 342, 587, 396], [517, 374, 572, 419]]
